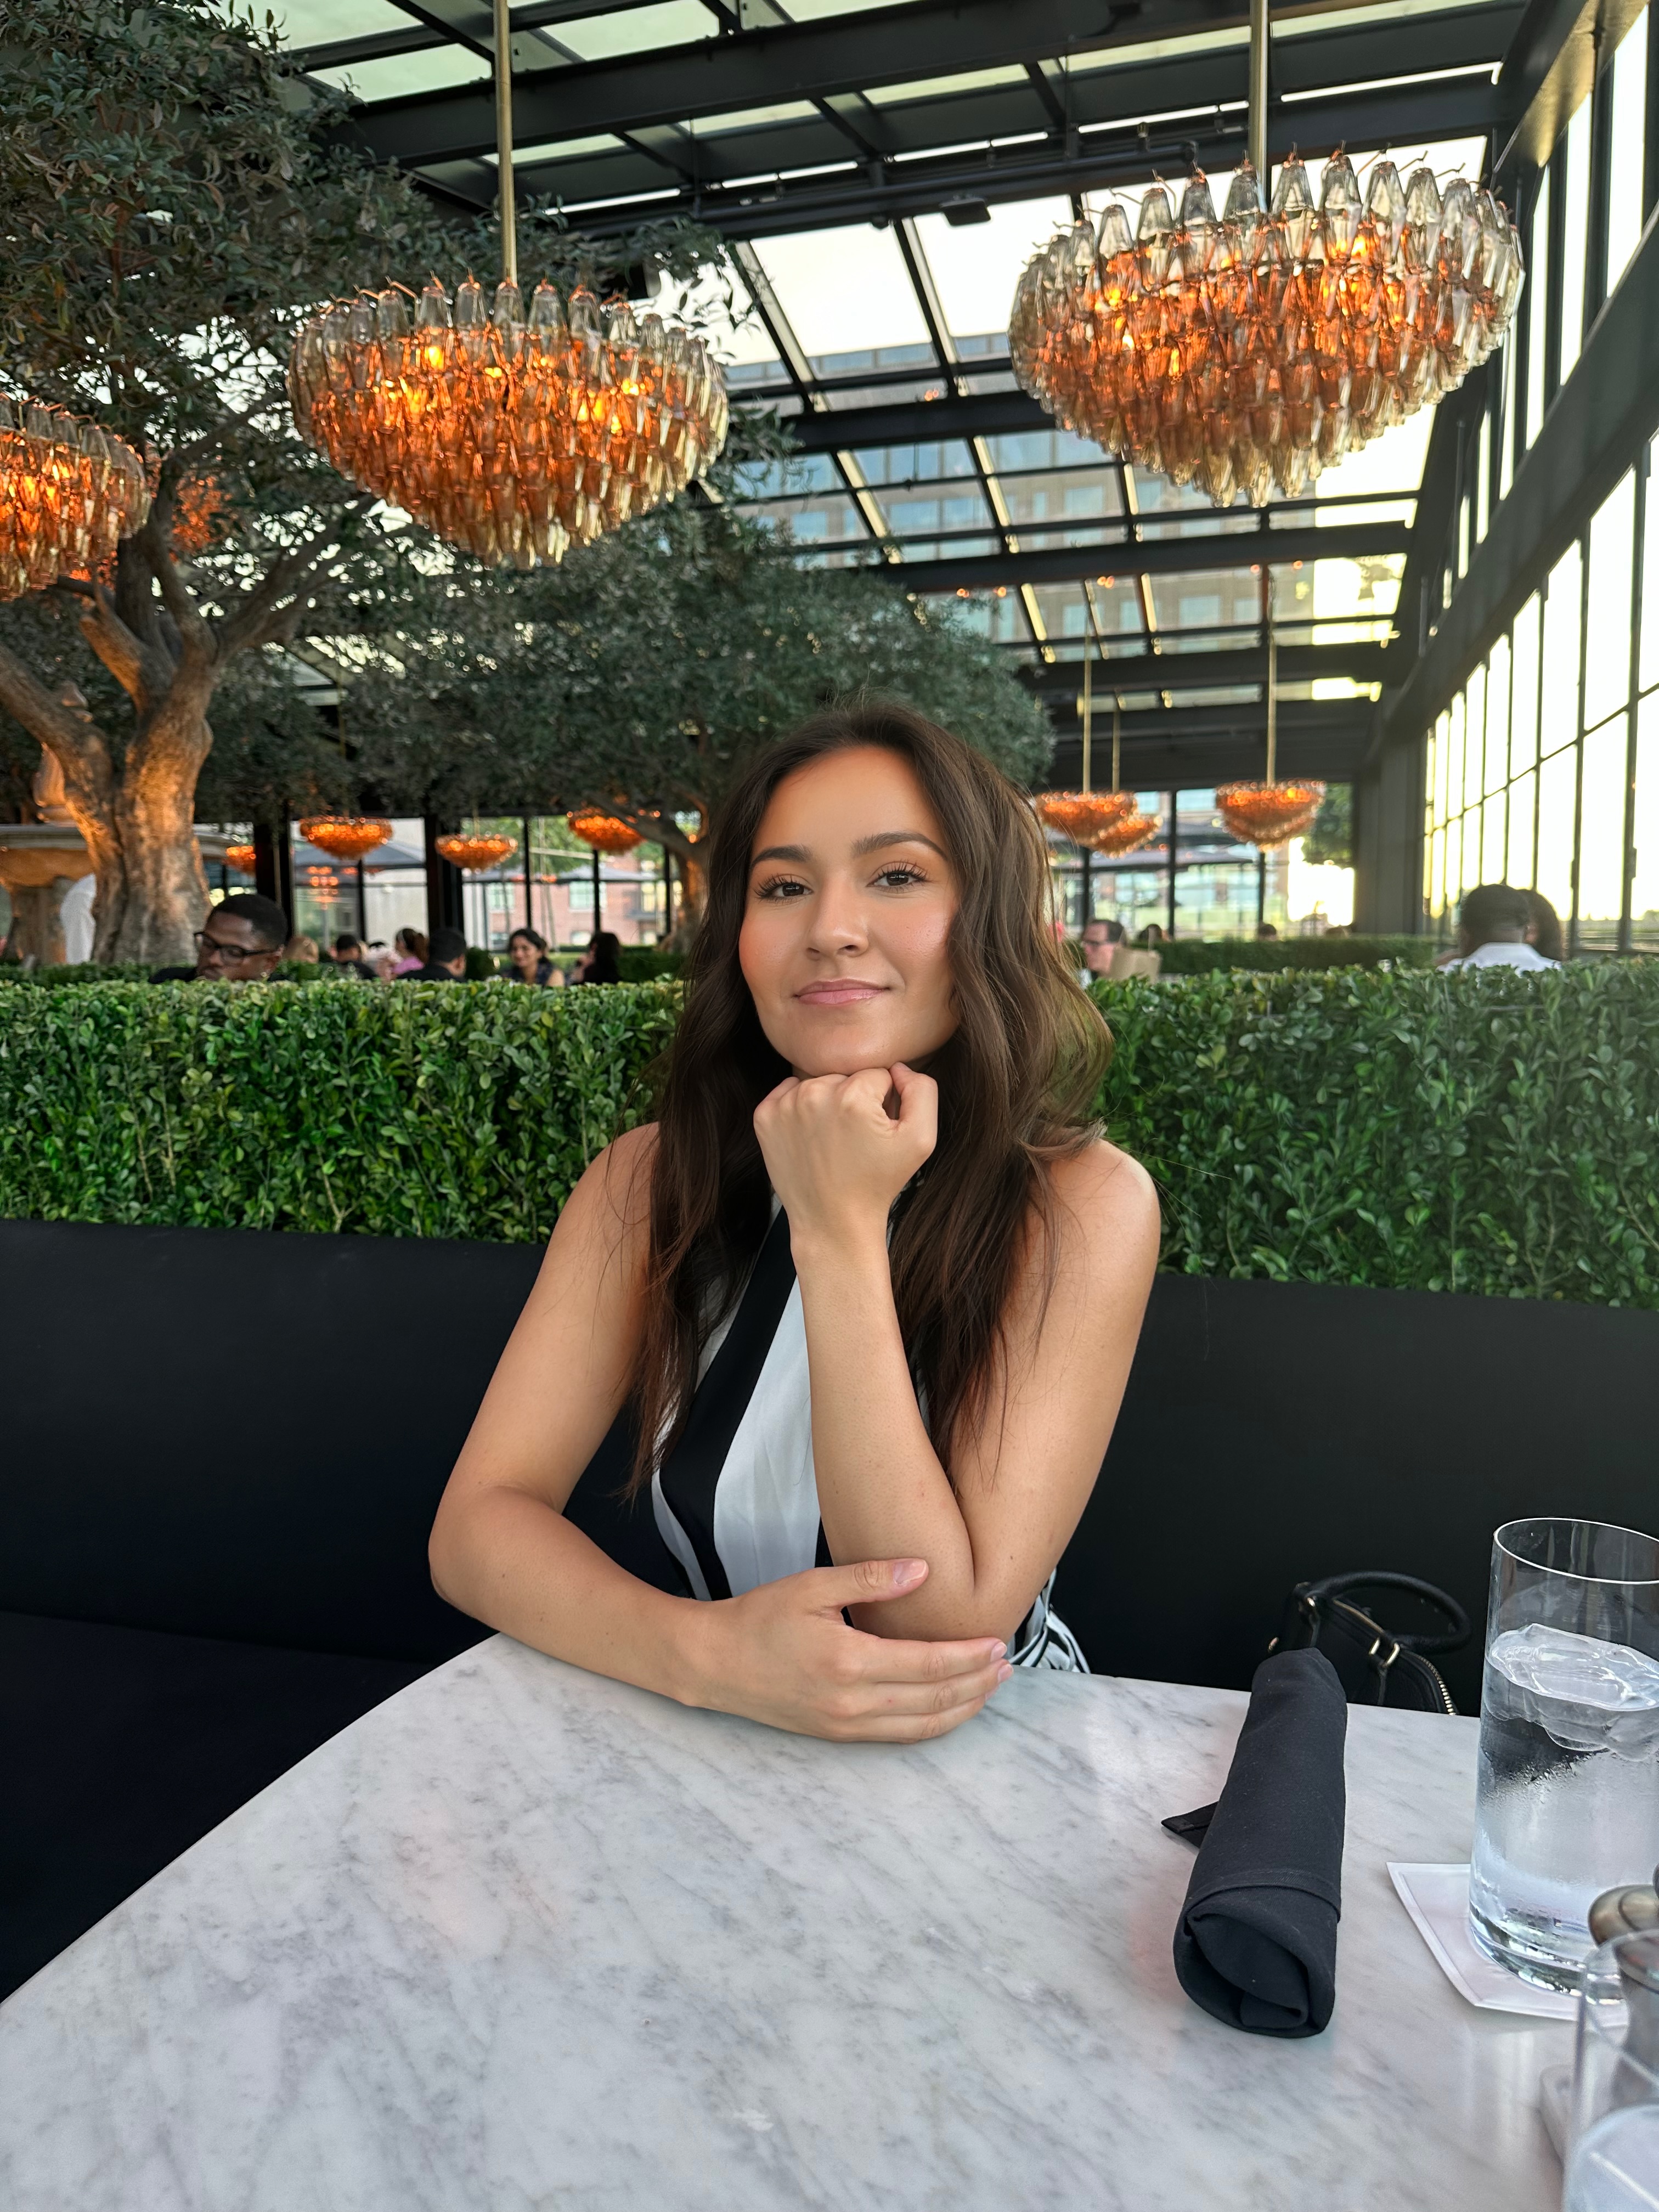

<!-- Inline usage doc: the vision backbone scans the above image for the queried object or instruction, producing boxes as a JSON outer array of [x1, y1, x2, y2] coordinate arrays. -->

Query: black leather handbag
[[1268, 1572, 1471, 1714]]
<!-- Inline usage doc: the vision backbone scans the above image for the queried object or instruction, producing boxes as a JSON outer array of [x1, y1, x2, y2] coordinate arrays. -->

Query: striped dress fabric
[[652, 1208, 1088, 1672]]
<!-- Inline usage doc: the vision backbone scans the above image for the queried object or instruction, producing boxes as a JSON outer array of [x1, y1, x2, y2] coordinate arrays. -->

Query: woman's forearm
[[430, 1487, 711, 1705], [792, 1229, 996, 1640]]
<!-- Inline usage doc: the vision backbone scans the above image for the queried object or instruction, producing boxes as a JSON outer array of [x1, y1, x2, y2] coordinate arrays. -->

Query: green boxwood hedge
[[1153, 935, 1436, 973], [1, 965, 1655, 1305], [1092, 965, 1659, 1303]]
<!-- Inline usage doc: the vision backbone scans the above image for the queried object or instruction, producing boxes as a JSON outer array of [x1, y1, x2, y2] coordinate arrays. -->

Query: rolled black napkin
[[1166, 1647, 1347, 2038]]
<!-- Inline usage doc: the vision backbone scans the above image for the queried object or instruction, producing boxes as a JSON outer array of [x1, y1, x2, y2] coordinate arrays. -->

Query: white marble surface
[[0, 1641, 1566, 2211]]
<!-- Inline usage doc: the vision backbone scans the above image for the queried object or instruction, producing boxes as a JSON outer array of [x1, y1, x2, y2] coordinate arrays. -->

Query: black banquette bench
[[3, 1215, 1655, 2000]]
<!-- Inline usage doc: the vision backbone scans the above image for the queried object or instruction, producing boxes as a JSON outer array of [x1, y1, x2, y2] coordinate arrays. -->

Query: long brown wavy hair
[[630, 699, 1111, 1495]]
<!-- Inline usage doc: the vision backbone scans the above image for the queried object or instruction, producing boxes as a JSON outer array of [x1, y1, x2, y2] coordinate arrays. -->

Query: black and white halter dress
[[652, 1207, 1088, 1671]]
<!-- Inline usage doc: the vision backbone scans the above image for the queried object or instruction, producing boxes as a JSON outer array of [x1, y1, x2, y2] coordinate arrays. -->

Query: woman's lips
[[795, 981, 885, 1006]]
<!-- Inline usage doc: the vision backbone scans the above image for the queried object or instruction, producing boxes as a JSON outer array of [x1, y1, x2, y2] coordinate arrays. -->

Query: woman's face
[[510, 934, 537, 971], [739, 746, 960, 1078]]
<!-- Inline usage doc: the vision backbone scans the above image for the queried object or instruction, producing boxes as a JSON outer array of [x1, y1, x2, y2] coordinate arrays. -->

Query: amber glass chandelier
[[1040, 667, 1162, 855], [223, 841, 258, 875], [566, 810, 642, 856], [1216, 614, 1325, 848], [287, 0, 727, 569], [435, 828, 518, 871], [1009, 2, 1523, 506], [300, 815, 393, 864], [0, 397, 150, 604], [1037, 659, 1137, 843]]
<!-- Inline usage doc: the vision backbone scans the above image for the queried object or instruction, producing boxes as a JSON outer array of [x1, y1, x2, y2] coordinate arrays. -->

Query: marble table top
[[0, 1640, 1565, 2211]]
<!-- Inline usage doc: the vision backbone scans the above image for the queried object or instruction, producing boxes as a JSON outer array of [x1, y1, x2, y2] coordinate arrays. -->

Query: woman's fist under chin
[[754, 1062, 938, 1251]]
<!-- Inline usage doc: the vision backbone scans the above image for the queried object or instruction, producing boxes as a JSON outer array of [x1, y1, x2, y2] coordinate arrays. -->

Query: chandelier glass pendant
[[1011, 151, 1523, 509], [0, 397, 151, 604], [1036, 657, 1137, 843], [1039, 664, 1163, 855], [223, 842, 258, 875], [286, 0, 728, 571], [299, 815, 394, 864], [566, 809, 642, 855], [1008, 0, 1523, 508], [1215, 614, 1325, 848], [435, 829, 518, 871]]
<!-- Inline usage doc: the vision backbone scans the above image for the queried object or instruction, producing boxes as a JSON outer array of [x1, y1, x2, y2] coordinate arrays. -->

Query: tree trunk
[[95, 716, 215, 964]]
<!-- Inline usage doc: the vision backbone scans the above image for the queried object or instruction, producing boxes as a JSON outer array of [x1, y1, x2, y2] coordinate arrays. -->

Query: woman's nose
[[806, 871, 868, 954]]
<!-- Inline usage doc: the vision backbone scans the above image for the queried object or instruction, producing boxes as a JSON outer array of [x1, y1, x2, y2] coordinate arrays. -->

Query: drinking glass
[[1467, 1518, 1659, 1991], [1564, 1932, 1659, 2210]]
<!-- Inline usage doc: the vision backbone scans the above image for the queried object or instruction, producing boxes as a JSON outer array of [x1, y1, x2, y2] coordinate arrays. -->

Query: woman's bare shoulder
[[1051, 1134, 1159, 1228], [1045, 1137, 1160, 1294], [555, 1121, 659, 1244]]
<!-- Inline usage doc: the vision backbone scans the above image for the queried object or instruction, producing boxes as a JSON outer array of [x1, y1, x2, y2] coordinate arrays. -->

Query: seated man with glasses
[[149, 893, 290, 983]]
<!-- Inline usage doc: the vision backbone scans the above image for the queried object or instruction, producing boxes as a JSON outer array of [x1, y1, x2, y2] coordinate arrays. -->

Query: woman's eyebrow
[[851, 830, 947, 859], [750, 843, 811, 867]]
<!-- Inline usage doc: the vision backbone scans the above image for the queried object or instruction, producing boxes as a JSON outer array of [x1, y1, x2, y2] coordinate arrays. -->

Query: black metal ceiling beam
[[776, 391, 1047, 451], [501, 79, 1502, 240], [890, 522, 1409, 594], [1024, 641, 1391, 697], [1046, 700, 1373, 784], [340, 0, 1229, 161], [1494, 0, 1646, 172], [1380, 213, 1659, 752]]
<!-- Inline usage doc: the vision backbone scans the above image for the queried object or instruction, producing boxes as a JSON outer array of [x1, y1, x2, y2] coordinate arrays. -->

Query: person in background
[[1138, 922, 1166, 949], [391, 927, 426, 977], [507, 926, 562, 987], [365, 939, 397, 981], [408, 926, 468, 980], [569, 929, 621, 985], [1255, 922, 1279, 941], [326, 933, 375, 979], [1442, 883, 1560, 971], [1077, 916, 1124, 985], [284, 932, 319, 965], [1525, 890, 1566, 964], [150, 893, 289, 983]]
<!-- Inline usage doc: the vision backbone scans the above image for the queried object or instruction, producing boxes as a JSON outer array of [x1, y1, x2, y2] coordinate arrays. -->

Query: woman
[[507, 926, 562, 987], [569, 928, 622, 985], [391, 927, 427, 978], [430, 703, 1159, 1741]]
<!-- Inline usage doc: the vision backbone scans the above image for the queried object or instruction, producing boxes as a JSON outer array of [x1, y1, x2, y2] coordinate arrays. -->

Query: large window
[[1423, 462, 1653, 950]]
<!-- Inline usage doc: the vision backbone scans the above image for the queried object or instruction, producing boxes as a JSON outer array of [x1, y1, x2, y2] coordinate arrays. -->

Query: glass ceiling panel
[[778, 0, 934, 16], [913, 199, 1072, 345], [852, 442, 979, 485], [278, 0, 407, 41], [753, 492, 871, 563], [864, 66, 1030, 107], [551, 2, 717, 61], [983, 428, 1102, 474], [750, 228, 932, 357], [997, 470, 1122, 529], [312, 48, 489, 99], [490, 137, 629, 167], [1148, 571, 1264, 633], [881, 484, 996, 536], [699, 101, 822, 133]]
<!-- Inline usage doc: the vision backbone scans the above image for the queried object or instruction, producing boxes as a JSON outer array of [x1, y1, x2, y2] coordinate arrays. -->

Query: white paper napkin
[[1387, 1863, 1578, 2019]]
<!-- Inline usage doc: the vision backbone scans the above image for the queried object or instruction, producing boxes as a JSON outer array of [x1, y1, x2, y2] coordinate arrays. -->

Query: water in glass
[[1470, 1622, 1659, 1990]]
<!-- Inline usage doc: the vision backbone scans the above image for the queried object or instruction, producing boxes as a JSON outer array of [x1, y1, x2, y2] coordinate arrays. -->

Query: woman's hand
[[753, 1061, 937, 1252], [685, 1556, 1011, 1741]]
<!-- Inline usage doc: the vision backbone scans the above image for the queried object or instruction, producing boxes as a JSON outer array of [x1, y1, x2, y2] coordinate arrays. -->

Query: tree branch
[[77, 583, 168, 709], [215, 499, 367, 658], [0, 639, 118, 848]]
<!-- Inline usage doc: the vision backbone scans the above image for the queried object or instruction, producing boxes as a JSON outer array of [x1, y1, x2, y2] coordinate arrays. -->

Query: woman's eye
[[873, 864, 926, 889], [755, 874, 810, 900]]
